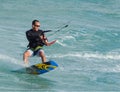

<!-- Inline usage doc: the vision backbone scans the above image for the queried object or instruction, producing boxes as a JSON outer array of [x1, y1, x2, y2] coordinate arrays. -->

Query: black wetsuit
[[26, 29, 45, 49]]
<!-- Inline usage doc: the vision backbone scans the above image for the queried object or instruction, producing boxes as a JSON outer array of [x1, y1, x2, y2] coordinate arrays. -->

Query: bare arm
[[40, 34, 56, 46], [44, 40, 57, 46]]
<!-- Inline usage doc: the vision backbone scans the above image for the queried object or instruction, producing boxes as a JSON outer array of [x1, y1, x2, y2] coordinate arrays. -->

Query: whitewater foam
[[56, 40, 67, 47], [0, 54, 24, 66], [47, 52, 120, 60]]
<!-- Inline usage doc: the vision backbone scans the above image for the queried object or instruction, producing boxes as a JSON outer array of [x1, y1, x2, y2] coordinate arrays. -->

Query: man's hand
[[45, 40, 57, 46]]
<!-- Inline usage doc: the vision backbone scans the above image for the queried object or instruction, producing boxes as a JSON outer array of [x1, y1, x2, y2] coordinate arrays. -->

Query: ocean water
[[0, 0, 120, 91]]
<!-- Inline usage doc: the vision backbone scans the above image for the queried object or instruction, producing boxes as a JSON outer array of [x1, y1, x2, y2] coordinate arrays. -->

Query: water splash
[[0, 54, 24, 66]]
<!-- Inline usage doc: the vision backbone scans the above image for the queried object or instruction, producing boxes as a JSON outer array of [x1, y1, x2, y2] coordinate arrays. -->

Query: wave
[[0, 54, 24, 67], [101, 64, 120, 73], [56, 40, 67, 47], [47, 52, 120, 60]]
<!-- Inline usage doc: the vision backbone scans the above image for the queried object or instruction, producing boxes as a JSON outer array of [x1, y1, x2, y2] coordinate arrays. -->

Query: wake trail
[[0, 54, 24, 67]]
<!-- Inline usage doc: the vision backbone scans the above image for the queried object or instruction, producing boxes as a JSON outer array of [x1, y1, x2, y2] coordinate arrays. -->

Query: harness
[[31, 46, 43, 51], [28, 46, 43, 56], [26, 29, 45, 49]]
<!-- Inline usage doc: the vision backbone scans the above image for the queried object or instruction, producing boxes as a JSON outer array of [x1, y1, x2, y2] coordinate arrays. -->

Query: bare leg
[[23, 51, 31, 65], [39, 50, 46, 63]]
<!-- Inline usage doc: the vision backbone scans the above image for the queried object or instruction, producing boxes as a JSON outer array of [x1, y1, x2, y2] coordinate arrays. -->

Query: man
[[23, 20, 56, 66]]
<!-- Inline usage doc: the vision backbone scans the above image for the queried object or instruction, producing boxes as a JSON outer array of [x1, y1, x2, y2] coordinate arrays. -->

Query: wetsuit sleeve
[[26, 31, 32, 42], [40, 30, 47, 40]]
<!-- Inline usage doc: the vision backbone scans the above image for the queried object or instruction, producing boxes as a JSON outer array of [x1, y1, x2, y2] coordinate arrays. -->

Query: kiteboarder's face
[[32, 22, 40, 31]]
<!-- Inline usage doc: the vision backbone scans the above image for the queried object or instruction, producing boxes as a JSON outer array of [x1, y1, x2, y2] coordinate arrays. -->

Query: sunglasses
[[34, 25, 40, 27]]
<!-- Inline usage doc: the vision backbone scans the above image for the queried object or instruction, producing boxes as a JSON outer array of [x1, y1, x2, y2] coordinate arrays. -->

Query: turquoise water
[[0, 0, 120, 91]]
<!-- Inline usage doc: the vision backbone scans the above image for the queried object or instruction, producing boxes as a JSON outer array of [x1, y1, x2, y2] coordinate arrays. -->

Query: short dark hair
[[32, 20, 39, 25]]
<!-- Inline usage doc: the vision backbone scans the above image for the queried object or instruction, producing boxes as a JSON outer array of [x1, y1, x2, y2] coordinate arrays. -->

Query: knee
[[23, 51, 30, 57], [39, 50, 45, 57]]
